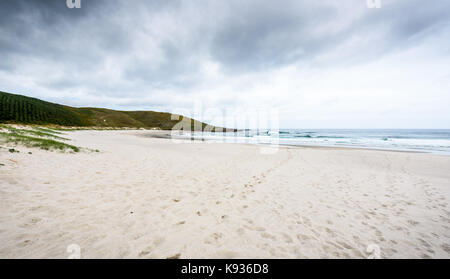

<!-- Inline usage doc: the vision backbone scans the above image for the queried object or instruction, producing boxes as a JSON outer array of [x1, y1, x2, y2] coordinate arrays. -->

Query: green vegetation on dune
[[33, 127, 64, 135], [0, 125, 69, 140], [0, 131, 80, 152], [0, 124, 80, 152], [0, 91, 232, 131]]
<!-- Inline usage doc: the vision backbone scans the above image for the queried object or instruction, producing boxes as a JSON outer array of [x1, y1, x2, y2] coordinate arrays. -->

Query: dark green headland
[[0, 91, 233, 131]]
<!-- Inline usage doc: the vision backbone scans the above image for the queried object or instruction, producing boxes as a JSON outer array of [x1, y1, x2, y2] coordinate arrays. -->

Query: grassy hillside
[[0, 91, 229, 131], [0, 91, 88, 126]]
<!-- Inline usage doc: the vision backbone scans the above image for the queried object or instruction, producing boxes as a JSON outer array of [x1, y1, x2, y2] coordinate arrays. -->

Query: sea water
[[178, 129, 450, 155]]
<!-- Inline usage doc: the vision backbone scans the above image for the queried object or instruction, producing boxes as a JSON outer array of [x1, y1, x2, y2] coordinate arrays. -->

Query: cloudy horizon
[[1, 0, 449, 128]]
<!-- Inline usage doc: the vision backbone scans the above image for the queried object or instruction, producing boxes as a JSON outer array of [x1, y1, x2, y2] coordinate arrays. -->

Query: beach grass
[[0, 131, 80, 152], [32, 127, 64, 135], [0, 125, 80, 152], [0, 125, 69, 140]]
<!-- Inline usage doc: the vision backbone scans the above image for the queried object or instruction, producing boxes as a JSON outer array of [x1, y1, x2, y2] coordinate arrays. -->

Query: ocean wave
[[291, 135, 346, 139], [182, 129, 450, 154]]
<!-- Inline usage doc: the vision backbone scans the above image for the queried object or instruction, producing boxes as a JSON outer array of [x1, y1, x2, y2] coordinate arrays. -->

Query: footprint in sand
[[167, 253, 181, 259], [281, 233, 294, 243], [261, 232, 277, 241], [204, 232, 223, 245], [325, 227, 337, 237], [336, 241, 353, 249], [441, 243, 450, 253], [297, 234, 310, 241], [17, 239, 32, 248], [139, 248, 152, 257], [407, 219, 420, 226]]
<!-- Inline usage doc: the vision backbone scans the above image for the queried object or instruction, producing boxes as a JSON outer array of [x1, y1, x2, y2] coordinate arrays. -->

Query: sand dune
[[1, 130, 449, 258]]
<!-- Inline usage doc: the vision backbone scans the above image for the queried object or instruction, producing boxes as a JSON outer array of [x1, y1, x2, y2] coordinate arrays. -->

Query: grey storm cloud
[[0, 0, 449, 109]]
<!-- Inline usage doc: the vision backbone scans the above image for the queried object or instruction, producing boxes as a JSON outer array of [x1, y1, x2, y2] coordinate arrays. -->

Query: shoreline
[[137, 130, 434, 155]]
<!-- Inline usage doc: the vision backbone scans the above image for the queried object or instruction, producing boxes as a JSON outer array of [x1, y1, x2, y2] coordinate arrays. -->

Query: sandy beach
[[1, 130, 449, 258]]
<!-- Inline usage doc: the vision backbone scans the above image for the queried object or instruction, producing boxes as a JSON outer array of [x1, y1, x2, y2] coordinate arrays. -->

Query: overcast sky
[[1, 0, 449, 128]]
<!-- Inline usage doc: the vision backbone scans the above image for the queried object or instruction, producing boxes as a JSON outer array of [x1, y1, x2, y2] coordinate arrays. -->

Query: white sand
[[1, 130, 450, 258]]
